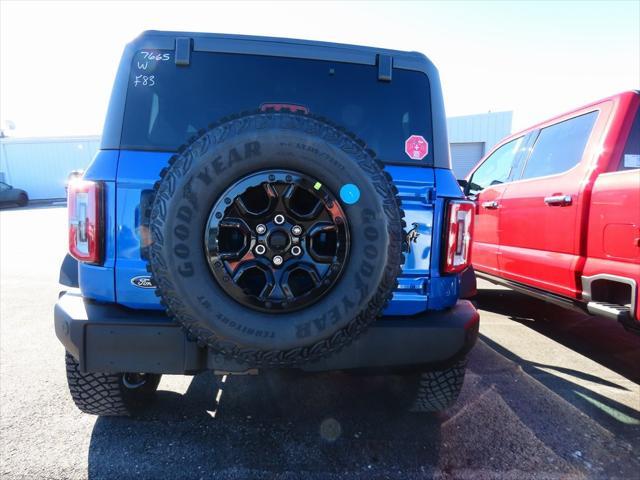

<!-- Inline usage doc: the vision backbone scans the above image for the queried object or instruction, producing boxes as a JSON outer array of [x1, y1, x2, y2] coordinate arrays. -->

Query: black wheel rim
[[204, 170, 350, 312]]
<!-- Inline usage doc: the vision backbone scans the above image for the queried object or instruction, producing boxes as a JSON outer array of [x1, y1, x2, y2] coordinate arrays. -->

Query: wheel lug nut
[[256, 224, 267, 234], [274, 214, 285, 225], [291, 246, 302, 256], [273, 255, 283, 266], [291, 225, 303, 236], [255, 244, 266, 255]]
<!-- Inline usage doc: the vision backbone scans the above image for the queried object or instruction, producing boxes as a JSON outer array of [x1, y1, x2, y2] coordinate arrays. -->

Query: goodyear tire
[[148, 112, 405, 367], [65, 352, 161, 416], [410, 359, 467, 413]]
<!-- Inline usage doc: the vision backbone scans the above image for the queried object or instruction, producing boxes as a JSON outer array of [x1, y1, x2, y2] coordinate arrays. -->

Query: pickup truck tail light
[[443, 200, 474, 274], [68, 180, 103, 264]]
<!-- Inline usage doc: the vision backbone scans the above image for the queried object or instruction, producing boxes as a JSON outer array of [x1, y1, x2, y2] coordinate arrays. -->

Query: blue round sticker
[[340, 184, 360, 205]]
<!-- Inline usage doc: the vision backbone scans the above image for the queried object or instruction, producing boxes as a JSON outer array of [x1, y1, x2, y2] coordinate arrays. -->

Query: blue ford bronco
[[55, 31, 479, 416]]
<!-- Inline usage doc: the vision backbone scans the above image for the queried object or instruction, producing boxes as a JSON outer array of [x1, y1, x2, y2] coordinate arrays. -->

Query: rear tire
[[17, 193, 28, 207], [410, 359, 467, 412], [65, 352, 161, 416]]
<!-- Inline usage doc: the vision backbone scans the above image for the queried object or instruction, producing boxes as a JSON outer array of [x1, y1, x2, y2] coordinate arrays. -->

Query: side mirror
[[457, 179, 470, 196]]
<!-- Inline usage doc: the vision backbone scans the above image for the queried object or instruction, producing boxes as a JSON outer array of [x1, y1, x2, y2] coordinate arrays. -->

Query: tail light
[[68, 180, 103, 264], [442, 200, 474, 274]]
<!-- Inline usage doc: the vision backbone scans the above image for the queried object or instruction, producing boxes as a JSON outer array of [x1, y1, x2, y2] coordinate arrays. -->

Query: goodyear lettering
[[174, 142, 261, 279], [177, 205, 192, 223], [174, 243, 189, 259], [360, 260, 374, 277], [178, 263, 194, 277], [174, 224, 189, 241], [364, 225, 378, 241], [198, 141, 261, 179], [228, 148, 243, 168], [296, 209, 379, 338], [196, 167, 213, 186], [211, 156, 224, 175], [364, 245, 377, 259]]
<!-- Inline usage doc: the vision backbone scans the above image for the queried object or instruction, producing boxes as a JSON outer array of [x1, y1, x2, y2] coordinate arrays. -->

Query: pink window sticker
[[404, 135, 429, 160]]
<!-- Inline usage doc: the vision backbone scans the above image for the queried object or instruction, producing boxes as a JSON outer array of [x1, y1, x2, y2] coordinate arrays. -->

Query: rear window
[[121, 50, 433, 163]]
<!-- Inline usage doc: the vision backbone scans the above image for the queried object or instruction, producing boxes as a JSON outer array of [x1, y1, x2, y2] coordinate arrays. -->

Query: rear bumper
[[55, 291, 479, 374]]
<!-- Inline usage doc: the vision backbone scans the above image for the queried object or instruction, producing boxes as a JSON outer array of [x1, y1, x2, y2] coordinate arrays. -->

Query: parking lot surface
[[1, 206, 639, 479]]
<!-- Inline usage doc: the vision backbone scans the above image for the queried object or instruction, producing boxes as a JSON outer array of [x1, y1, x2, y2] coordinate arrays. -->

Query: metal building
[[0, 136, 100, 200], [0, 112, 511, 200], [447, 111, 513, 179]]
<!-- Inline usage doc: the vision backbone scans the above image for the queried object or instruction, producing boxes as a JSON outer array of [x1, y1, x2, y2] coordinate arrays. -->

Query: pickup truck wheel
[[149, 112, 405, 367], [410, 359, 467, 413], [65, 352, 161, 416]]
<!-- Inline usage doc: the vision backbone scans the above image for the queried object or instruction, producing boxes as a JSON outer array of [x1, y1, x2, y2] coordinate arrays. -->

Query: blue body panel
[[83, 149, 119, 182], [382, 166, 434, 316], [115, 151, 172, 309], [80, 150, 465, 316], [382, 166, 464, 316]]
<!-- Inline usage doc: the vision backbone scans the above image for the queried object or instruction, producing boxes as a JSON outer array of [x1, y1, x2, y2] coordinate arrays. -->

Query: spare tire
[[148, 112, 405, 367]]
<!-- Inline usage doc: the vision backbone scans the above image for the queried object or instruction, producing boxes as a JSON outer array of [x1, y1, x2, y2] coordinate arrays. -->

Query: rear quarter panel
[[585, 169, 640, 266], [583, 149, 640, 320], [583, 94, 640, 320]]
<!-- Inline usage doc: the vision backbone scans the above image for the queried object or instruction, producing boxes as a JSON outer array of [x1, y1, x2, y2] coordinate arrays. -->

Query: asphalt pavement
[[1, 206, 639, 479]]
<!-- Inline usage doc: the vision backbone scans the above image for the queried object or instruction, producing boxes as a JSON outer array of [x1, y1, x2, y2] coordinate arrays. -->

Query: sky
[[1, 0, 638, 138]]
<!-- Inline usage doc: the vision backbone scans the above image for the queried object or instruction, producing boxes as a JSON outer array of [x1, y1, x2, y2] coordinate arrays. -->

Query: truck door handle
[[544, 195, 572, 206], [481, 201, 499, 209]]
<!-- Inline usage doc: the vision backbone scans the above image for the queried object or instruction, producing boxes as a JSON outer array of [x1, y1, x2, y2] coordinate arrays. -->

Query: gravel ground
[[1, 206, 639, 479]]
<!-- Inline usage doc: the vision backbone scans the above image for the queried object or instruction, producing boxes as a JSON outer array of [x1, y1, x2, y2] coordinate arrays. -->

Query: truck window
[[521, 111, 598, 180], [121, 51, 433, 164], [620, 108, 640, 170], [468, 137, 523, 195]]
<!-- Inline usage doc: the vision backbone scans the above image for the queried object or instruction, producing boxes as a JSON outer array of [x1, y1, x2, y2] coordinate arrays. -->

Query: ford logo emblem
[[131, 276, 156, 289]]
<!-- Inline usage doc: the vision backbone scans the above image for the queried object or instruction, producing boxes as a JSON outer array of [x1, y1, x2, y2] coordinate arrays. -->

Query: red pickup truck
[[465, 91, 640, 332]]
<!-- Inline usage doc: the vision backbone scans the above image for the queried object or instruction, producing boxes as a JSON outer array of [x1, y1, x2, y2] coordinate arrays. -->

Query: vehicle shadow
[[474, 286, 640, 383], [479, 333, 640, 432], [462, 341, 640, 477], [86, 343, 640, 478], [474, 286, 640, 444], [87, 370, 442, 479]]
